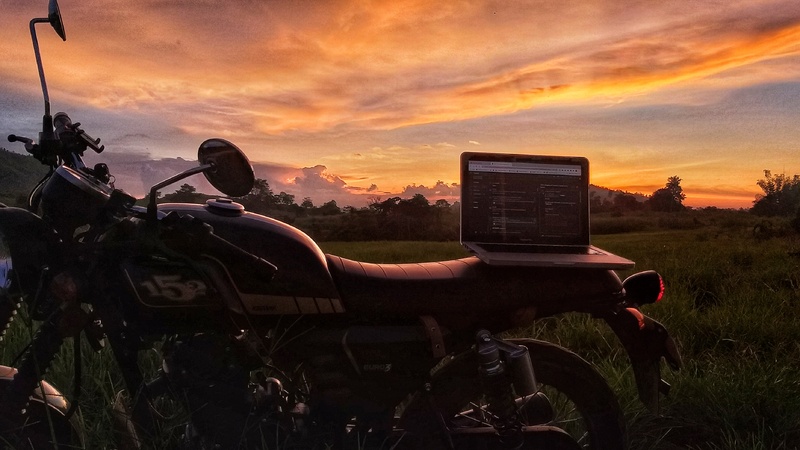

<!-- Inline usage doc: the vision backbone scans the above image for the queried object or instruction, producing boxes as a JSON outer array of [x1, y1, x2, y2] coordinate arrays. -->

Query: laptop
[[460, 152, 634, 269]]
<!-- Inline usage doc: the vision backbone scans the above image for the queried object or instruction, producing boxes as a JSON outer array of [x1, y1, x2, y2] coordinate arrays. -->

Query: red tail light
[[622, 270, 664, 306]]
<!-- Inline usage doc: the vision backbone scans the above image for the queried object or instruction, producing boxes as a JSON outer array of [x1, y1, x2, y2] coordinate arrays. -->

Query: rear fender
[[602, 308, 681, 413]]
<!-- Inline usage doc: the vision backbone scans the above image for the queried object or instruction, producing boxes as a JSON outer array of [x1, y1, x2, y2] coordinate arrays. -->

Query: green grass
[[3, 210, 800, 448], [320, 227, 800, 449]]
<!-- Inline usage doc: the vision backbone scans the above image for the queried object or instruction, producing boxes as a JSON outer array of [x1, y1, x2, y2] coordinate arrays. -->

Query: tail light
[[622, 270, 664, 306]]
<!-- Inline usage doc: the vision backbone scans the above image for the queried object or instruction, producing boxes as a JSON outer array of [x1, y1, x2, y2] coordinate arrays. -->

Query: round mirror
[[198, 139, 255, 198], [48, 0, 66, 41]]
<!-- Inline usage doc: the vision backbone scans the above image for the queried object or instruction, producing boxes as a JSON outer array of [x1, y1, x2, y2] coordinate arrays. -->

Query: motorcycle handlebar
[[8, 134, 33, 144]]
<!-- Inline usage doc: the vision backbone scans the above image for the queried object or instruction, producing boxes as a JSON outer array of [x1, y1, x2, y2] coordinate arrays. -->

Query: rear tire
[[515, 339, 626, 449], [409, 339, 625, 449]]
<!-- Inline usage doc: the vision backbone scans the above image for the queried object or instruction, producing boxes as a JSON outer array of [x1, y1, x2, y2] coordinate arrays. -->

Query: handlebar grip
[[8, 134, 32, 144], [53, 112, 72, 139]]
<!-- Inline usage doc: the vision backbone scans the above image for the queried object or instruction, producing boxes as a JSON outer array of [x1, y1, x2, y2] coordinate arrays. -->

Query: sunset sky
[[2, 0, 800, 208]]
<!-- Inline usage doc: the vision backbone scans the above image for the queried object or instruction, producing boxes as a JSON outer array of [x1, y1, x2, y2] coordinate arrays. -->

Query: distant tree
[[317, 200, 340, 216], [590, 192, 611, 213], [396, 194, 430, 217], [163, 183, 206, 203], [238, 178, 278, 213], [752, 170, 800, 217], [301, 197, 314, 209], [250, 179, 276, 203], [277, 191, 295, 206], [613, 193, 643, 212], [370, 197, 400, 215], [648, 176, 686, 212]]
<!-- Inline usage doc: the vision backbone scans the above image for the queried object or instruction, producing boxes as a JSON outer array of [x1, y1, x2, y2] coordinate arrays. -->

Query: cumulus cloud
[[399, 181, 460, 203]]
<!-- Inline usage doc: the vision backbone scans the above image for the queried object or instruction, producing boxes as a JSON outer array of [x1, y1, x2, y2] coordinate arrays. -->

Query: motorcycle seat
[[325, 254, 623, 329]]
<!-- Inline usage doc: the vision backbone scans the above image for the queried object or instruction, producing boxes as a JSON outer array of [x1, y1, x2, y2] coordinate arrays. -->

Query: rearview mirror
[[198, 139, 255, 198], [48, 0, 66, 41], [146, 139, 255, 223]]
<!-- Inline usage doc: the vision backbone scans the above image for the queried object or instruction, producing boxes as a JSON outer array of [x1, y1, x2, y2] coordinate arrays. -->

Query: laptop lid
[[460, 152, 590, 247]]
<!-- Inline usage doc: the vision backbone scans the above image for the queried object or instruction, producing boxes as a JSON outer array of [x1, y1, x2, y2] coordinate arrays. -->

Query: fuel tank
[[158, 200, 343, 316]]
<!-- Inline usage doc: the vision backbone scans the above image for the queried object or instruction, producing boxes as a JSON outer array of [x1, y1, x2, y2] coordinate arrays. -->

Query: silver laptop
[[460, 152, 634, 269]]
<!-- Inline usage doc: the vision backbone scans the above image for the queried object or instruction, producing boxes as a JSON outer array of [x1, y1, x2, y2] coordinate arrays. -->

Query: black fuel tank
[[159, 200, 343, 316]]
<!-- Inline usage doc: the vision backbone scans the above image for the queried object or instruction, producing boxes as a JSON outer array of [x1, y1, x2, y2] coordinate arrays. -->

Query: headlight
[[41, 165, 112, 237]]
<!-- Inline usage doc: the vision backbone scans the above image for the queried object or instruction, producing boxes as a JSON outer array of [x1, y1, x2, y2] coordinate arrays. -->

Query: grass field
[[3, 209, 799, 448], [322, 212, 800, 450]]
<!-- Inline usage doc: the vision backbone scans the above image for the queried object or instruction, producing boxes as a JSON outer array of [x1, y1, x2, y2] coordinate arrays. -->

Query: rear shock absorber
[[475, 330, 524, 449]]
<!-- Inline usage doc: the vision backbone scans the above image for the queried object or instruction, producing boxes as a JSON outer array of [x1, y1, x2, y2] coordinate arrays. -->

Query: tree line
[[3, 144, 799, 239], [157, 180, 459, 241], [591, 176, 686, 213], [157, 175, 698, 241]]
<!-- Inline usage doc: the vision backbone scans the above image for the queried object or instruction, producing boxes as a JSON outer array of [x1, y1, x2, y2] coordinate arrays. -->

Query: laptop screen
[[460, 152, 590, 246]]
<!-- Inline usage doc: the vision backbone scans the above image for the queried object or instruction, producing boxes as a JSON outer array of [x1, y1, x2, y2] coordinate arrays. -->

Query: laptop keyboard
[[479, 243, 600, 255]]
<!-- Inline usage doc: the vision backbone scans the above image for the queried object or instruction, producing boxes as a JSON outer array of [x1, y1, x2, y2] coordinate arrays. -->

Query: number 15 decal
[[140, 275, 208, 302]]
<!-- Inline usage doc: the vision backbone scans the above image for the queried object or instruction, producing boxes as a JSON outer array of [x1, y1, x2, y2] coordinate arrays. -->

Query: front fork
[[0, 271, 87, 435], [0, 308, 66, 428]]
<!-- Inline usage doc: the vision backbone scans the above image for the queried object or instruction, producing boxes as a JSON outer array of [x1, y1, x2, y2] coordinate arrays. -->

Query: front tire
[[0, 370, 82, 449]]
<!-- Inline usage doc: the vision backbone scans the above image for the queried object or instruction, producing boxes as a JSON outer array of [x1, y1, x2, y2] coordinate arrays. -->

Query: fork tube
[[0, 295, 21, 343]]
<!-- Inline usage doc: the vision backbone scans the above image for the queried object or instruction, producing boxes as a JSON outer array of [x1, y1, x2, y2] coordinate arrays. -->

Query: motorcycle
[[0, 1, 681, 448]]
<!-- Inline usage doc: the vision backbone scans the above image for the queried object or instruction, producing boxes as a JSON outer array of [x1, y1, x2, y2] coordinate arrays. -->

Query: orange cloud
[[2, 1, 799, 210], [6, 1, 797, 136]]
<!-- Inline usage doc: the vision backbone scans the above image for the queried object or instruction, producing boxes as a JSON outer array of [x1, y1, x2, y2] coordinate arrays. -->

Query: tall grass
[[322, 219, 800, 449]]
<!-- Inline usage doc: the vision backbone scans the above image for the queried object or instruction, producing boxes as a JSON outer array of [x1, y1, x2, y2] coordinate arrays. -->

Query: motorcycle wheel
[[0, 397, 80, 449], [430, 339, 626, 450]]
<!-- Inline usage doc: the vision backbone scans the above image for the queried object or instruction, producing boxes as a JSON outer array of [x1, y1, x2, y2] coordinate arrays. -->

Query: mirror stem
[[30, 18, 52, 118], [146, 163, 214, 224]]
